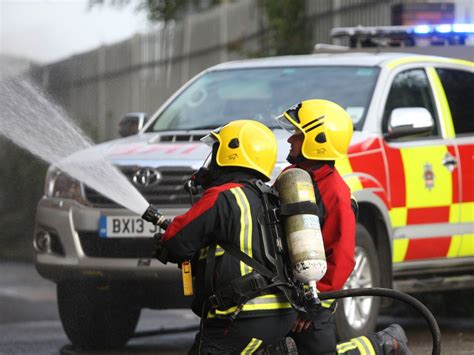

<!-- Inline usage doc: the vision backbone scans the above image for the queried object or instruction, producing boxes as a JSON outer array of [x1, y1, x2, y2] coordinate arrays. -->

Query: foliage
[[91, 0, 227, 23], [91, 0, 310, 54], [0, 139, 47, 261], [258, 0, 310, 55]]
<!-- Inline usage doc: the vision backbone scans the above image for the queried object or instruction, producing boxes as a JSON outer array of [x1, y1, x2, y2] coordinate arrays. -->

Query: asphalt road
[[1, 262, 473, 355]]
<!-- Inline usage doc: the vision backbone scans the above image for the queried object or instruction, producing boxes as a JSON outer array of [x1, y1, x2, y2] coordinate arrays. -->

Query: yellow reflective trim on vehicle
[[336, 158, 363, 192], [392, 238, 409, 263], [400, 145, 452, 208], [230, 187, 253, 275], [450, 203, 461, 223], [461, 202, 474, 223], [459, 234, 474, 257], [427, 67, 455, 138], [386, 56, 474, 70], [389, 207, 407, 227], [241, 338, 263, 354], [447, 235, 461, 258], [449, 203, 473, 257]]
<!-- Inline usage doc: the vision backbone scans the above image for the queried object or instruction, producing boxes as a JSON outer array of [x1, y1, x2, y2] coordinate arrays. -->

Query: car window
[[382, 68, 439, 138], [148, 66, 380, 132], [436, 68, 474, 136]]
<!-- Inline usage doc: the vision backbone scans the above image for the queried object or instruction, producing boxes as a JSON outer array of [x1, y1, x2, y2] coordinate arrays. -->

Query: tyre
[[336, 223, 381, 340], [57, 280, 141, 350]]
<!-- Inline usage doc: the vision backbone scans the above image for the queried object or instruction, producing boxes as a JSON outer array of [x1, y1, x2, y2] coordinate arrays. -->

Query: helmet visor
[[200, 129, 219, 146], [275, 114, 297, 133]]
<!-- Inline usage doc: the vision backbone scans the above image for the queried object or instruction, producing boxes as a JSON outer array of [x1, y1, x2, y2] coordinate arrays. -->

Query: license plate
[[99, 215, 162, 238]]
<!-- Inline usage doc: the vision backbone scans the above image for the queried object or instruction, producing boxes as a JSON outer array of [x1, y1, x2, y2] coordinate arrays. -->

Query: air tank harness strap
[[207, 243, 276, 311], [279, 201, 320, 216]]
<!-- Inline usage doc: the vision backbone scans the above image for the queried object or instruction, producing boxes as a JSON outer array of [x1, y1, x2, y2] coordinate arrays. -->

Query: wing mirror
[[385, 107, 434, 140], [118, 113, 148, 137]]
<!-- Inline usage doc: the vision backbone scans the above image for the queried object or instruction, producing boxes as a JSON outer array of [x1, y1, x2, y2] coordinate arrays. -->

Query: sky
[[0, 0, 154, 65]]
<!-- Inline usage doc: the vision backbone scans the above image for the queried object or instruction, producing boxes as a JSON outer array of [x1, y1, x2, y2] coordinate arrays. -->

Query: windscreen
[[148, 66, 380, 132]]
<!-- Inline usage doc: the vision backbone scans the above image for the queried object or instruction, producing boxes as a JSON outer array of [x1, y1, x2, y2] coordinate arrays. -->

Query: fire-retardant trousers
[[188, 312, 297, 354], [290, 300, 383, 355]]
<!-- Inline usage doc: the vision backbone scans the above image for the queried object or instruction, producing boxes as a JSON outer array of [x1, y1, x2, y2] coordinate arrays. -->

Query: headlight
[[44, 166, 88, 204]]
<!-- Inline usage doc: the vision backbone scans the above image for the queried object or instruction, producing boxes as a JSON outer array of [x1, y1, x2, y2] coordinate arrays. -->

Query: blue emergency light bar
[[330, 24, 474, 48], [413, 23, 474, 34]]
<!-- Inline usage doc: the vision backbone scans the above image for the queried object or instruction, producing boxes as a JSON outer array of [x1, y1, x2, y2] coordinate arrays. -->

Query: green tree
[[258, 0, 310, 55], [91, 0, 227, 23]]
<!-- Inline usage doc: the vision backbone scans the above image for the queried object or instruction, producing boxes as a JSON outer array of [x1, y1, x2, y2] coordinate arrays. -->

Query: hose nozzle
[[142, 205, 170, 229]]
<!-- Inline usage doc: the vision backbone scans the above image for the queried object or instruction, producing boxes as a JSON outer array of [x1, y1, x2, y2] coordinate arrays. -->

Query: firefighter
[[154, 120, 299, 354], [276, 99, 411, 355]]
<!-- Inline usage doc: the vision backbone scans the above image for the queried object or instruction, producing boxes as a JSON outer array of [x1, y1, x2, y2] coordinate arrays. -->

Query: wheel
[[336, 223, 381, 340], [57, 280, 141, 350]]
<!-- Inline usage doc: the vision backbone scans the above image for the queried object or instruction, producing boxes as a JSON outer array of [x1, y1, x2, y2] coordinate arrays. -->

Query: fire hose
[[319, 288, 441, 355]]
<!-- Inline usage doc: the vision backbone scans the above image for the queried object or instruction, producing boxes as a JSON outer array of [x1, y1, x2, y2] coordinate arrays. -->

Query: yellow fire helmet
[[201, 120, 277, 181], [276, 99, 354, 160]]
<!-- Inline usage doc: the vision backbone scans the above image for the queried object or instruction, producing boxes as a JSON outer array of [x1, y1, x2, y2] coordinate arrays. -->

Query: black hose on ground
[[319, 287, 441, 355]]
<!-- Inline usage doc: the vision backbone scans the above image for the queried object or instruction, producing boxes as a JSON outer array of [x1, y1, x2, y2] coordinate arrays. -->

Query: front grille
[[84, 166, 200, 207], [78, 232, 154, 258]]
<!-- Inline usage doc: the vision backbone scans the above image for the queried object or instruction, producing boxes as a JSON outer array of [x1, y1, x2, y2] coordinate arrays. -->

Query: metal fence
[[32, 0, 472, 142]]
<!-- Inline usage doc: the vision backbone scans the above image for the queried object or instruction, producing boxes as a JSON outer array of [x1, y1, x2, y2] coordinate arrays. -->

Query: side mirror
[[385, 107, 434, 140], [118, 112, 148, 137]]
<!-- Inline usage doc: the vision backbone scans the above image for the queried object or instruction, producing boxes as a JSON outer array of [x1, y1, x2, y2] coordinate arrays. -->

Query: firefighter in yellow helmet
[[154, 120, 300, 354], [276, 100, 412, 355]]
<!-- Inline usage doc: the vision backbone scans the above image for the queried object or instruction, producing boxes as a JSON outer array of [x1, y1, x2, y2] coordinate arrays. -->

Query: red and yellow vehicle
[[34, 50, 473, 348]]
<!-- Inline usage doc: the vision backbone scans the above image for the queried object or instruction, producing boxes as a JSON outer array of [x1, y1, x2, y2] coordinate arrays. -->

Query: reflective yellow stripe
[[337, 341, 358, 353], [210, 293, 292, 317], [241, 337, 263, 354], [359, 336, 376, 355], [230, 187, 253, 275], [336, 158, 363, 193], [427, 67, 455, 138], [336, 336, 375, 355], [392, 238, 409, 263], [389, 207, 407, 227], [387, 56, 474, 70], [198, 245, 225, 260], [321, 299, 335, 308], [400, 145, 452, 208]]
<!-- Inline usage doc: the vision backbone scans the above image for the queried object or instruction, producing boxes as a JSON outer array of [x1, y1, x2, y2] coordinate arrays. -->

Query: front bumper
[[34, 196, 187, 282]]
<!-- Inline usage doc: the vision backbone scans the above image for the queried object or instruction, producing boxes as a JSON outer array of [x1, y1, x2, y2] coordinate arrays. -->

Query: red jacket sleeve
[[316, 174, 355, 292], [161, 183, 241, 263]]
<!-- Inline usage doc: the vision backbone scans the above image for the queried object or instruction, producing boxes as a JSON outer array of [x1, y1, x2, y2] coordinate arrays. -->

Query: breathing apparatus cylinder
[[275, 168, 327, 295]]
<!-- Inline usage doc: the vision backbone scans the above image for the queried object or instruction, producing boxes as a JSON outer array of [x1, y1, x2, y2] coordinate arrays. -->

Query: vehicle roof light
[[435, 24, 452, 33], [453, 24, 474, 33], [329, 24, 474, 48], [414, 25, 431, 34]]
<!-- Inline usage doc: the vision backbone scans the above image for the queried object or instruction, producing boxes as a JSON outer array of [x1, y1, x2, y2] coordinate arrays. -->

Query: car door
[[382, 67, 460, 264], [435, 66, 474, 258]]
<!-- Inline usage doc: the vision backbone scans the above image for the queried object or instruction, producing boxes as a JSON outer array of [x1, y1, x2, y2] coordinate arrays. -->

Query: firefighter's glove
[[291, 312, 312, 333], [303, 296, 324, 323], [153, 233, 168, 265]]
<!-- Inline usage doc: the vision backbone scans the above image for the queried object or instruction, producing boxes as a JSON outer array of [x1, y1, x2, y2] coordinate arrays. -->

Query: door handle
[[442, 153, 458, 172]]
